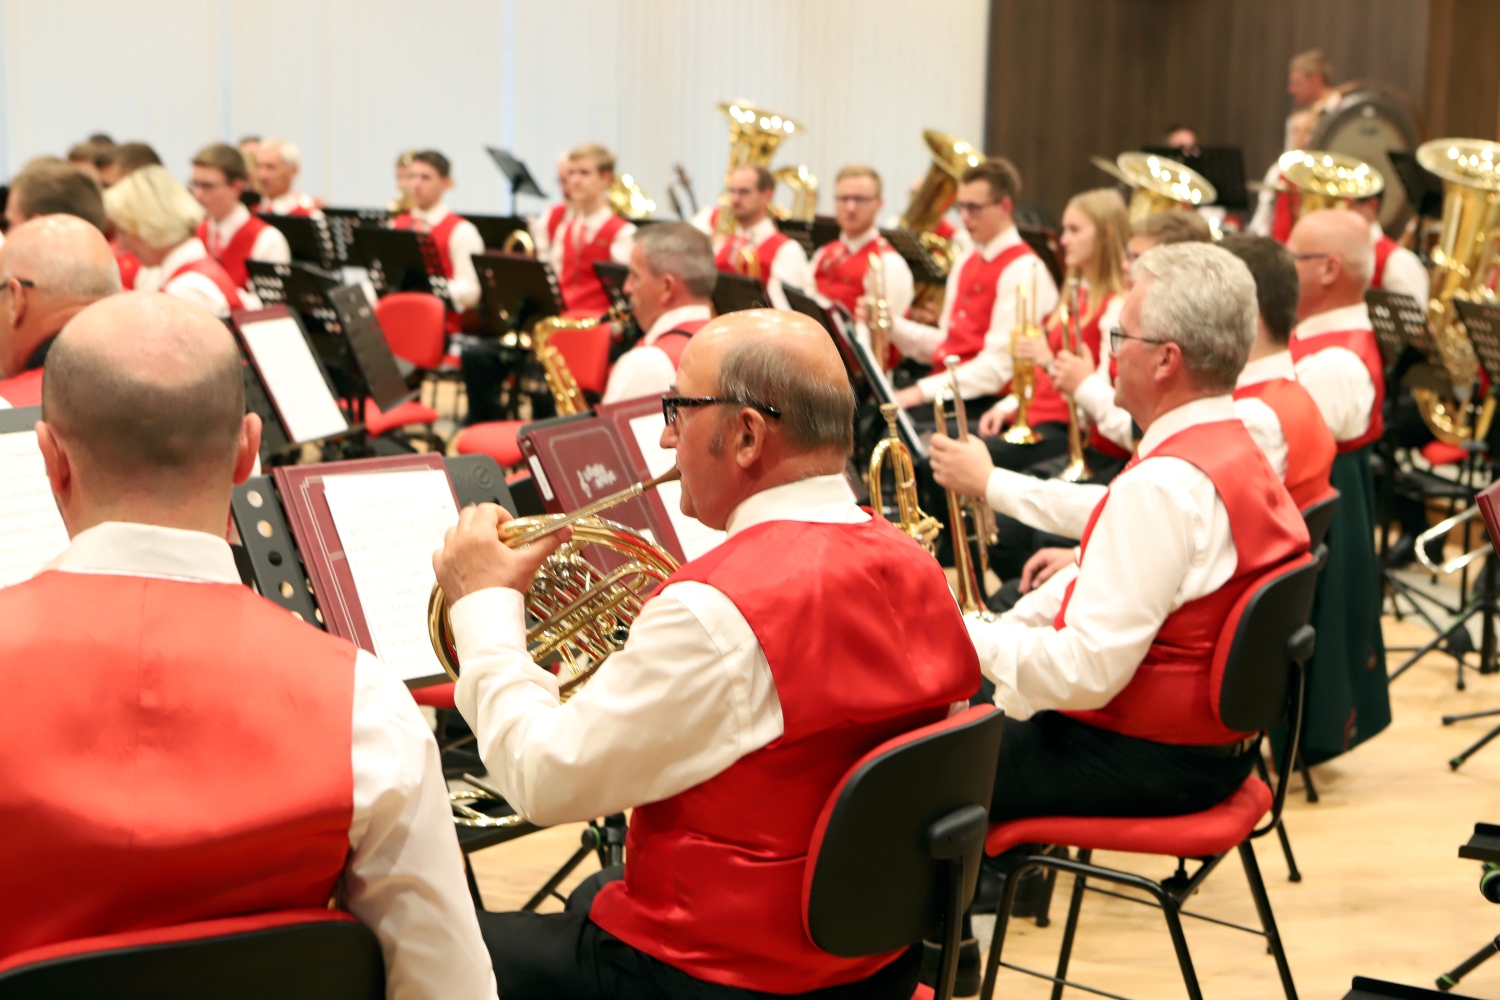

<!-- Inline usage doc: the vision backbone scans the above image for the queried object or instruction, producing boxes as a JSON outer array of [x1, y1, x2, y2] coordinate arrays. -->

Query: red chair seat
[[362, 398, 439, 437], [410, 682, 456, 709], [985, 776, 1272, 859], [1421, 440, 1468, 466], [375, 292, 447, 369], [455, 421, 525, 468]]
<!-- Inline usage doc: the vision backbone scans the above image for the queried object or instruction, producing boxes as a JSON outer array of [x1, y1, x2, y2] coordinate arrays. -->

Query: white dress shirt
[[1247, 162, 1283, 239], [261, 190, 324, 219], [134, 238, 263, 319], [452, 474, 870, 828], [811, 228, 916, 319], [890, 226, 1059, 402], [546, 203, 636, 278], [969, 396, 1239, 720], [1372, 220, 1429, 304], [404, 203, 484, 312], [1292, 302, 1378, 443], [204, 204, 291, 277], [43, 522, 495, 1000], [601, 302, 713, 404]]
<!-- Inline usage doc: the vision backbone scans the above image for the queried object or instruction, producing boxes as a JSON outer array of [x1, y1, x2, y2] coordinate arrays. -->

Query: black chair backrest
[[0, 917, 383, 1000], [805, 706, 1004, 957], [1300, 491, 1340, 553], [1218, 556, 1321, 735]]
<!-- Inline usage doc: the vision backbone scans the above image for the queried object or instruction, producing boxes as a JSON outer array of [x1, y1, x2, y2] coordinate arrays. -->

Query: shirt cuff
[[915, 374, 943, 403], [1073, 373, 1113, 421], [449, 587, 529, 664]]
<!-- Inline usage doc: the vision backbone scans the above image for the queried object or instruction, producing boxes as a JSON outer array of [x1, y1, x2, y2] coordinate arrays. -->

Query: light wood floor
[[466, 616, 1500, 1000]]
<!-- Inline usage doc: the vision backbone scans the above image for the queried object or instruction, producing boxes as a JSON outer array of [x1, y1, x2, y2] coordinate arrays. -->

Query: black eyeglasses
[[0, 277, 36, 297], [662, 395, 783, 425], [1108, 327, 1169, 353], [955, 199, 1002, 215]]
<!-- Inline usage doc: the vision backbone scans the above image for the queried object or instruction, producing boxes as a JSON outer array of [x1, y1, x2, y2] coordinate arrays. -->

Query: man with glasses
[[693, 165, 812, 309], [435, 308, 978, 1000], [811, 165, 913, 332], [190, 143, 290, 293], [0, 215, 121, 406]]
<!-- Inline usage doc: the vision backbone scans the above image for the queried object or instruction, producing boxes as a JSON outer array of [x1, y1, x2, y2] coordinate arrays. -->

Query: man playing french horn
[[434, 309, 978, 1000]]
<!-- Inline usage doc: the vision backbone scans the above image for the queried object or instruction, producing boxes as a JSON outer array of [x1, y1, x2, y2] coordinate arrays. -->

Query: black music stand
[[1141, 145, 1250, 210], [880, 228, 949, 288], [775, 215, 840, 256], [815, 293, 926, 470], [711, 271, 771, 314], [592, 261, 642, 357], [1389, 150, 1445, 224], [351, 228, 450, 307], [247, 260, 290, 306], [473, 252, 563, 334], [324, 207, 390, 266], [230, 307, 351, 458], [326, 285, 416, 414], [1017, 225, 1065, 287], [465, 213, 530, 252], [262, 212, 335, 270]]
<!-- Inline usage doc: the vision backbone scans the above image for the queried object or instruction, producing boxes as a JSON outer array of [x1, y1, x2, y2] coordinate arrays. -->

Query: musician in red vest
[[0, 216, 120, 407], [2, 292, 494, 996], [104, 166, 257, 320], [693, 164, 812, 309], [1352, 193, 1428, 303], [189, 143, 290, 292], [545, 143, 635, 318], [527, 149, 575, 262], [813, 164, 913, 327], [601, 222, 715, 403], [436, 309, 979, 1000], [252, 138, 322, 218], [390, 150, 484, 319]]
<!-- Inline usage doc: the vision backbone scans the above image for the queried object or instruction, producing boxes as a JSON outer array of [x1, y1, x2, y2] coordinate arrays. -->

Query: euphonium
[[608, 173, 657, 220], [1108, 152, 1217, 225], [501, 228, 536, 256], [868, 403, 941, 552], [427, 468, 683, 696], [863, 250, 893, 372], [1003, 283, 1041, 445], [1057, 278, 1088, 483], [772, 164, 818, 222], [934, 356, 996, 619], [715, 100, 806, 235], [900, 130, 982, 315]]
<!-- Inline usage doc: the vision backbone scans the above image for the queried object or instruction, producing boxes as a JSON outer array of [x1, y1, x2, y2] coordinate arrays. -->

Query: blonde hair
[[104, 165, 204, 250], [568, 143, 615, 176], [835, 164, 882, 197], [1289, 49, 1333, 82], [1064, 188, 1129, 320]]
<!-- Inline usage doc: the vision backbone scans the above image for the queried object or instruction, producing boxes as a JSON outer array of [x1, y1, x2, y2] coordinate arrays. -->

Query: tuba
[[1057, 278, 1088, 483], [609, 173, 657, 220], [1102, 152, 1216, 225], [868, 403, 941, 552], [1003, 282, 1042, 445], [1276, 149, 1384, 216], [427, 468, 683, 696], [715, 100, 807, 234], [900, 130, 983, 315], [1411, 138, 1500, 445], [772, 164, 818, 221], [934, 356, 996, 619]]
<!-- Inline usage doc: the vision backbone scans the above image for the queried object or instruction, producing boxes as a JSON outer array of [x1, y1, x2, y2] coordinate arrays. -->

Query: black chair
[[979, 554, 1320, 1000], [0, 909, 383, 1000], [1288, 489, 1339, 808], [1301, 490, 1340, 553], [804, 705, 1004, 1000]]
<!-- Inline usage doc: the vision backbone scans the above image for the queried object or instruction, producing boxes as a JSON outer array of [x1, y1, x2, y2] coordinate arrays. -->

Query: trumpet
[[1058, 278, 1088, 483], [427, 468, 683, 696], [1004, 282, 1042, 445], [863, 251, 893, 372], [934, 356, 996, 619], [868, 403, 941, 552]]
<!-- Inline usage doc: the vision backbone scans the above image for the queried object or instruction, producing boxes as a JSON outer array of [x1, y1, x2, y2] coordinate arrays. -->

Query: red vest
[[1289, 325, 1386, 452], [934, 243, 1035, 374], [1271, 173, 1298, 244], [589, 517, 980, 993], [391, 211, 463, 280], [1372, 235, 1398, 289], [0, 572, 356, 959], [653, 317, 711, 369], [112, 241, 140, 290], [558, 214, 628, 317], [711, 211, 792, 289], [1055, 419, 1308, 744], [545, 203, 568, 244], [0, 367, 43, 406], [812, 236, 893, 313], [196, 215, 270, 290], [1234, 376, 1336, 508], [1025, 298, 1110, 427], [167, 255, 244, 313]]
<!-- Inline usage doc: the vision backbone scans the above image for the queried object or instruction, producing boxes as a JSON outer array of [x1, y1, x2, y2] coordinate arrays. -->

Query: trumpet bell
[[1115, 152, 1216, 224]]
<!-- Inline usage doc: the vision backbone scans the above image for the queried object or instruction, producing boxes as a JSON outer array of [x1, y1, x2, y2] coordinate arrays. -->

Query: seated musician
[[1352, 193, 1428, 303], [105, 166, 258, 319], [190, 142, 291, 292], [600, 222, 715, 403], [435, 309, 979, 1000], [0, 216, 120, 406], [693, 164, 813, 309], [0, 292, 494, 997], [548, 143, 635, 318], [812, 165, 914, 336], [527, 150, 575, 262], [252, 138, 322, 217], [66, 139, 111, 183], [4, 160, 108, 235], [390, 150, 484, 322], [95, 141, 161, 188]]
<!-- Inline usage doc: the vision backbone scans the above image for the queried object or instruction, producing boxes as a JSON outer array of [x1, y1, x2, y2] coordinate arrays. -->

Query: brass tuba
[[1103, 152, 1216, 224], [772, 164, 818, 221], [1277, 149, 1384, 216], [934, 356, 997, 619], [868, 403, 941, 552], [609, 173, 657, 220], [427, 468, 683, 697], [900, 130, 983, 315], [714, 100, 807, 234]]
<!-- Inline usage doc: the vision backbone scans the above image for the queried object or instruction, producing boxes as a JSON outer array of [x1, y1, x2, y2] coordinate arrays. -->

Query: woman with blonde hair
[[104, 165, 255, 319]]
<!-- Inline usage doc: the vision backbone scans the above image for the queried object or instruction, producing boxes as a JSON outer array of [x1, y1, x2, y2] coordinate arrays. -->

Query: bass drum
[[1308, 84, 1423, 234]]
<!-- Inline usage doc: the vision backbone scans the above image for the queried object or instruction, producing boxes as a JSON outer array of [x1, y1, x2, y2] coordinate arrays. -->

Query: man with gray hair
[[253, 137, 322, 217], [601, 222, 717, 403], [939, 242, 1308, 822], [0, 215, 122, 406]]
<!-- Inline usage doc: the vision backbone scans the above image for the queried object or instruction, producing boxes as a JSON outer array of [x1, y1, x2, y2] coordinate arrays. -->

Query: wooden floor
[[466, 614, 1500, 1000]]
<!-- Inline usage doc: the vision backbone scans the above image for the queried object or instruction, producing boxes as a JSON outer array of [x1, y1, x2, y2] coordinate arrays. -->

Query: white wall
[[0, 0, 988, 219]]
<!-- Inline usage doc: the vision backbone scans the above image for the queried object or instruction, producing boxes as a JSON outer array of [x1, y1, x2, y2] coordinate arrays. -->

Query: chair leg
[[1155, 887, 1204, 1000], [935, 858, 966, 1000], [1049, 848, 1091, 1000], [1255, 754, 1303, 882], [979, 858, 1032, 1000], [1297, 752, 1319, 803], [1239, 840, 1299, 1000]]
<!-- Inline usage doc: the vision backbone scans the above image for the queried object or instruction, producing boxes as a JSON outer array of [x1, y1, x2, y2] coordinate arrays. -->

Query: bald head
[[0, 215, 121, 377], [1287, 208, 1374, 320]]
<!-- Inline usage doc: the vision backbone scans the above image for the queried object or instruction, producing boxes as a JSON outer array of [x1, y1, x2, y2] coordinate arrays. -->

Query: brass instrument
[[1057, 278, 1088, 483], [1412, 138, 1500, 445], [608, 173, 657, 220], [714, 100, 808, 235], [863, 250, 893, 372], [1105, 152, 1217, 225], [772, 164, 818, 222], [427, 468, 683, 695], [1003, 282, 1041, 445], [934, 356, 996, 619], [451, 773, 526, 829], [501, 228, 536, 256], [1414, 504, 1491, 577], [900, 130, 983, 316], [868, 403, 941, 552], [532, 315, 597, 416], [1277, 149, 1384, 216]]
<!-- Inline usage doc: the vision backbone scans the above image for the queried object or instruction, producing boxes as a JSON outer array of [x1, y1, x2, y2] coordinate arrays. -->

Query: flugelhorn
[[868, 403, 941, 552], [1057, 277, 1088, 483], [1004, 281, 1041, 445], [863, 250, 893, 372], [934, 356, 996, 619], [427, 468, 683, 697]]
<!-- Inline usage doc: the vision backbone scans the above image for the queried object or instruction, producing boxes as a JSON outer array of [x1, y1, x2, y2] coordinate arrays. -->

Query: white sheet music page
[[627, 413, 726, 561], [240, 316, 348, 443], [0, 430, 70, 587], [321, 469, 458, 681]]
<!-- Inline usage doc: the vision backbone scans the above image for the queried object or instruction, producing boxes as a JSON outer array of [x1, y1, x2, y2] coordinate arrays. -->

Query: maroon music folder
[[1475, 479, 1500, 555]]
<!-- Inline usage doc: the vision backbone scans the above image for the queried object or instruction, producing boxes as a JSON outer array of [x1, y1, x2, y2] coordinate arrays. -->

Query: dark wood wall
[[985, 0, 1432, 221]]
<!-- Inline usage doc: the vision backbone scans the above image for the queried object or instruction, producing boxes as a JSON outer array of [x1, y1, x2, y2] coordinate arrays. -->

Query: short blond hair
[[104, 165, 204, 249], [1289, 49, 1332, 82], [568, 143, 615, 176], [835, 164, 882, 198]]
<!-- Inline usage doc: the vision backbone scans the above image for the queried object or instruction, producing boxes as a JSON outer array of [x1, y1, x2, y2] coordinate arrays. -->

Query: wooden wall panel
[[985, 0, 1431, 220]]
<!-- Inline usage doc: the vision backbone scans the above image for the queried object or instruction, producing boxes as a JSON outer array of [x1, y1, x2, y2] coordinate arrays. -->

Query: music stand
[[486, 146, 547, 213], [473, 252, 563, 334], [814, 297, 925, 463], [351, 227, 451, 307], [325, 284, 416, 413], [323, 206, 390, 266], [1441, 475, 1500, 770], [1017, 225, 1065, 287], [465, 213, 531, 251], [230, 306, 351, 451], [711, 272, 772, 315], [1141, 145, 1250, 210], [1388, 150, 1445, 222], [261, 212, 335, 270], [1366, 289, 1430, 368], [246, 260, 289, 306], [775, 215, 840, 257], [592, 261, 630, 312], [0, 405, 71, 588], [879, 228, 949, 288]]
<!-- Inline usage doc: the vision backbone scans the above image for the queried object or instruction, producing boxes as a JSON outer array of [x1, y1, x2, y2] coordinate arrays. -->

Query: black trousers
[[988, 711, 1256, 823], [460, 339, 556, 425], [478, 867, 923, 1000]]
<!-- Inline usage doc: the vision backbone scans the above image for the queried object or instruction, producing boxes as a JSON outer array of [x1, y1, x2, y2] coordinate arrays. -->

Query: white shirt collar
[[570, 203, 617, 240], [46, 522, 242, 584], [268, 191, 310, 214], [743, 216, 779, 244], [644, 303, 713, 345], [1237, 350, 1296, 388], [839, 228, 879, 253], [1294, 301, 1372, 340], [1369, 220, 1384, 243], [210, 203, 251, 241], [724, 473, 870, 537], [1137, 394, 1238, 459], [978, 225, 1023, 262], [159, 237, 208, 276], [411, 201, 452, 226]]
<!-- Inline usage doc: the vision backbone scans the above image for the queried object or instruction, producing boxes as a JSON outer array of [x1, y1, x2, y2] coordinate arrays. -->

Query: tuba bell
[[1105, 152, 1216, 225], [1276, 149, 1385, 216], [609, 173, 657, 220], [899, 130, 983, 315], [714, 100, 808, 234], [868, 403, 941, 552]]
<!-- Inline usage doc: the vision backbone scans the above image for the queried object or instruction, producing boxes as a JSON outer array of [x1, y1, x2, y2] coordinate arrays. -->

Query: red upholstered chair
[[1422, 440, 1470, 468], [978, 554, 1321, 1000], [374, 292, 447, 369], [0, 909, 382, 999], [803, 706, 1004, 1000]]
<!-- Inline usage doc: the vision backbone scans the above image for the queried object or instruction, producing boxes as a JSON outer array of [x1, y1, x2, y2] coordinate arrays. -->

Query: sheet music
[[239, 316, 348, 443], [0, 430, 70, 587], [322, 469, 458, 681], [628, 413, 726, 561]]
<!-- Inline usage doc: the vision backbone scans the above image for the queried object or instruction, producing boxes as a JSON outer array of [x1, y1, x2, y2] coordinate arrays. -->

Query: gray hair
[[1131, 242, 1256, 391], [716, 337, 855, 453], [259, 137, 302, 169], [637, 223, 717, 299]]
